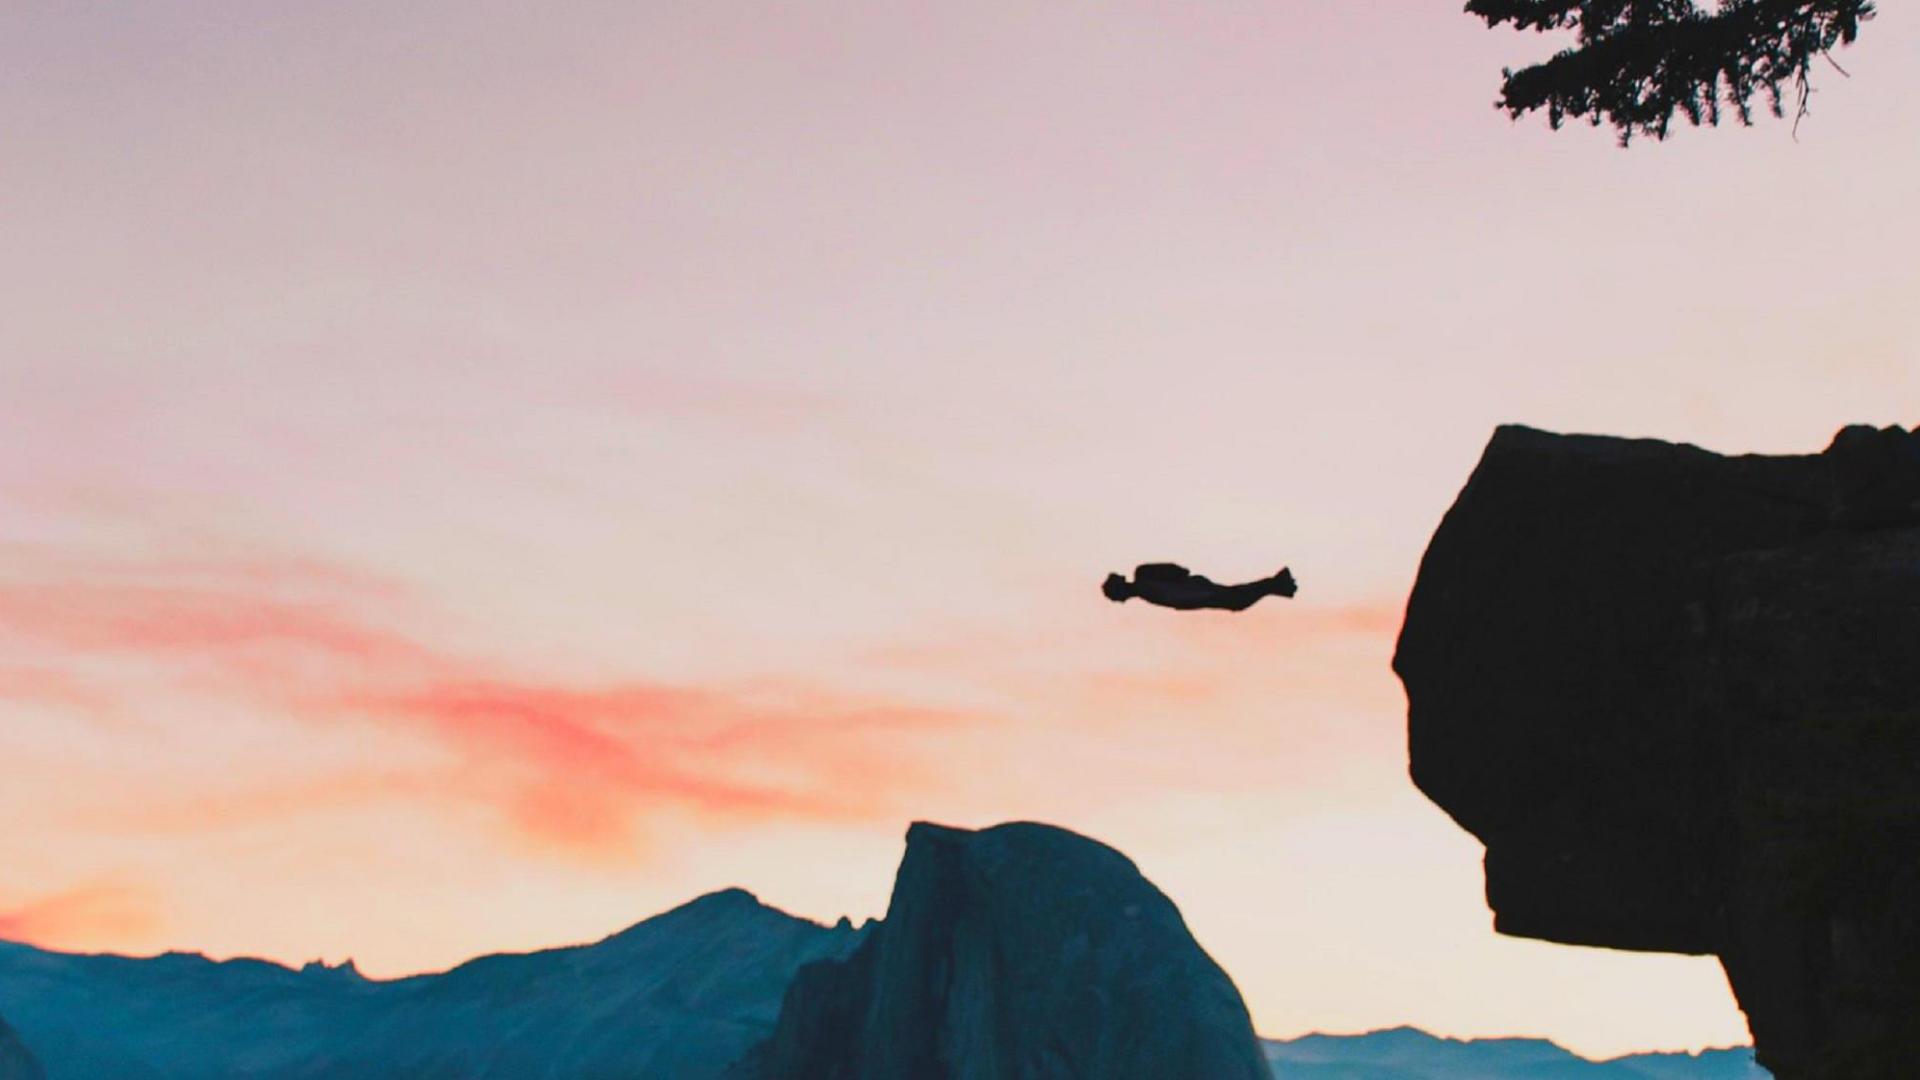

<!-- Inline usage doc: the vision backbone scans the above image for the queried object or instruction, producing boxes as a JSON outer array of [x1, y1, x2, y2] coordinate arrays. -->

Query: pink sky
[[2, 1, 1916, 1060]]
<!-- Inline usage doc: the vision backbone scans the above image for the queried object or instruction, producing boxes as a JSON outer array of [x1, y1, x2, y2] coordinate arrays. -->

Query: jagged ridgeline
[[0, 889, 867, 1079], [0, 817, 1771, 1078], [0, 822, 1270, 1080]]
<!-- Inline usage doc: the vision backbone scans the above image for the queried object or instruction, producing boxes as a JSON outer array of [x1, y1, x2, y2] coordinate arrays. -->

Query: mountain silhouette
[[1262, 1027, 1766, 1078], [0, 824, 1767, 1079], [0, 889, 863, 1079], [735, 821, 1274, 1080]]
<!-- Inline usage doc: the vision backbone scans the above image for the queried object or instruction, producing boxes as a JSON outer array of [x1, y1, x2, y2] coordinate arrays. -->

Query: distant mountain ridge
[[0, 870, 1764, 1079], [0, 888, 865, 1080], [1263, 1026, 1767, 1078]]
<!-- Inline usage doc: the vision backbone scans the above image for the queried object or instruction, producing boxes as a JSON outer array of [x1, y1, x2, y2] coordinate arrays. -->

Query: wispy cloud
[[0, 581, 432, 666], [334, 677, 950, 845], [0, 548, 982, 861], [0, 881, 162, 949]]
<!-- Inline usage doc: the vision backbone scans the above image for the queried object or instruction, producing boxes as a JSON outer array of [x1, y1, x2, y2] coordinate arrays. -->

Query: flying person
[[1101, 562, 1297, 612]]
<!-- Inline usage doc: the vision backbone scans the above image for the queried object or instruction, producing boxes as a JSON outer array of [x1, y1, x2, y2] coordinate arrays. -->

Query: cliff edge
[[1394, 424, 1920, 1079]]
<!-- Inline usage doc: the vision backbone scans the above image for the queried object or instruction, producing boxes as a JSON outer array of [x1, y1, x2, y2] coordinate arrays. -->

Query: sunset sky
[[3, 1, 1917, 1061]]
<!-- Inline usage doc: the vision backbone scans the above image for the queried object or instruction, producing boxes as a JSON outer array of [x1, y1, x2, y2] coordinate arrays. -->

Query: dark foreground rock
[[734, 821, 1271, 1080], [0, 1015, 43, 1080], [1395, 424, 1920, 1079]]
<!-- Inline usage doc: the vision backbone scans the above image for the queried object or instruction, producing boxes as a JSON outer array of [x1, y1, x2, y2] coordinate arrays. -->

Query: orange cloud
[[506, 780, 647, 862], [4, 551, 979, 861], [0, 881, 162, 950], [336, 677, 953, 854]]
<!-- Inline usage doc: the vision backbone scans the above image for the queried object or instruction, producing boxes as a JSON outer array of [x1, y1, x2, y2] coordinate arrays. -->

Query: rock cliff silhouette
[[1395, 424, 1920, 1079], [734, 821, 1271, 1080]]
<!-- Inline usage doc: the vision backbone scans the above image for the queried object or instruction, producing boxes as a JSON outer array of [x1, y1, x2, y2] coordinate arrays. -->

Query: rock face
[[0, 889, 864, 1079], [0, 1015, 44, 1080], [1395, 424, 1920, 1079], [736, 821, 1271, 1080]]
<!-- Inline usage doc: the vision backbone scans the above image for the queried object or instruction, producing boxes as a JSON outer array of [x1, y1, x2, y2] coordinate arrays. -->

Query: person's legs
[[1213, 583, 1266, 611]]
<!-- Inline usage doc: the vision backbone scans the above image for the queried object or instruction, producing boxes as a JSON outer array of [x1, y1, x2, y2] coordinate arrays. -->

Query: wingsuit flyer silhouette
[[1102, 563, 1297, 612]]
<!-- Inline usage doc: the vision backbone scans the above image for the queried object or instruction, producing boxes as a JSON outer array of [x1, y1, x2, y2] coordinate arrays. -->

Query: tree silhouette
[[1471, 0, 1876, 143]]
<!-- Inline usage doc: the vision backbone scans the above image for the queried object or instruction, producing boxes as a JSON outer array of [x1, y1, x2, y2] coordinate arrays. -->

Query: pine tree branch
[[1471, 0, 1875, 143]]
